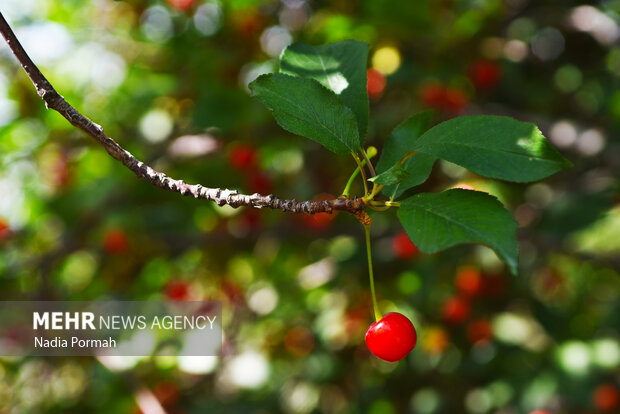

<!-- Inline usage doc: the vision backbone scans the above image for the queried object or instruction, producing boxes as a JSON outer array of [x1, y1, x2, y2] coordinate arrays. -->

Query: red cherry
[[443, 88, 468, 113], [221, 280, 244, 305], [456, 266, 482, 297], [165, 280, 191, 301], [467, 318, 493, 344], [166, 0, 195, 11], [0, 217, 11, 242], [392, 231, 418, 260], [102, 229, 129, 255], [228, 145, 257, 170], [481, 273, 506, 297], [365, 312, 417, 362], [239, 208, 262, 231], [367, 68, 386, 99], [442, 296, 471, 325], [528, 411, 551, 414], [246, 171, 272, 194], [302, 193, 337, 231], [420, 83, 446, 109], [153, 381, 180, 406], [594, 384, 619, 412], [469, 60, 501, 90]]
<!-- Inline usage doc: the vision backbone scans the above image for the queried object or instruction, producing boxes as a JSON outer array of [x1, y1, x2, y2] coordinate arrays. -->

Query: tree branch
[[0, 12, 365, 215]]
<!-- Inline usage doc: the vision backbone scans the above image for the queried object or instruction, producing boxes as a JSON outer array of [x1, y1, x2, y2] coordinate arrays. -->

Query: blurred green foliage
[[0, 0, 619, 413]]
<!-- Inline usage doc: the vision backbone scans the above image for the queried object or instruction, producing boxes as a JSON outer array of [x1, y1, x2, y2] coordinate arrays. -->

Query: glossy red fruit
[[165, 280, 191, 301], [528, 411, 551, 414], [469, 60, 501, 90], [442, 296, 471, 325], [166, 0, 195, 11], [367, 68, 386, 99], [365, 312, 417, 362], [392, 231, 418, 260], [594, 384, 619, 412], [228, 145, 257, 170], [103, 230, 129, 255]]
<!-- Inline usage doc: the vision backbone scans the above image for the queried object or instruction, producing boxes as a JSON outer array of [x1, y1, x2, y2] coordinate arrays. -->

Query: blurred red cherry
[[0, 217, 11, 242], [166, 0, 195, 11], [154, 381, 180, 406], [239, 208, 262, 232], [420, 83, 446, 109], [392, 231, 418, 260], [528, 411, 551, 414], [228, 144, 257, 170], [302, 193, 336, 231], [284, 326, 315, 357], [103, 229, 129, 255], [221, 280, 244, 305], [467, 319, 493, 344], [442, 296, 471, 325], [456, 266, 482, 297], [594, 384, 619, 412], [52, 152, 71, 188], [481, 273, 506, 297], [367, 68, 386, 99], [469, 60, 501, 90], [246, 171, 272, 194], [233, 10, 264, 38], [443, 88, 468, 113], [165, 280, 191, 301]]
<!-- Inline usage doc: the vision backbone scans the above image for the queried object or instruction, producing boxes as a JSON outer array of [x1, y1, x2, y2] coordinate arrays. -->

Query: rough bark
[[0, 12, 365, 215]]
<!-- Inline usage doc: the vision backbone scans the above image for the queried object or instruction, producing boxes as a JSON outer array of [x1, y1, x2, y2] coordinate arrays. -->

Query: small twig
[[0, 12, 365, 216]]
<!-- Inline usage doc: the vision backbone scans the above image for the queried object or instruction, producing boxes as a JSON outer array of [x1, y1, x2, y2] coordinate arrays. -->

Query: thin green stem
[[360, 147, 377, 177], [364, 223, 382, 322], [342, 166, 361, 197], [352, 153, 369, 195], [369, 200, 401, 208], [364, 183, 384, 202]]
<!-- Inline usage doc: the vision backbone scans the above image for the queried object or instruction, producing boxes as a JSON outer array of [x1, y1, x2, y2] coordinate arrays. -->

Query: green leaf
[[397, 189, 519, 275], [370, 163, 411, 185], [411, 115, 572, 182], [280, 41, 369, 139], [249, 73, 360, 154], [375, 112, 436, 198]]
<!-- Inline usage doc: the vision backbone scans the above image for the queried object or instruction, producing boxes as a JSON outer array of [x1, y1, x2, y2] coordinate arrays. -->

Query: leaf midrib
[[416, 137, 561, 165], [404, 199, 510, 256], [260, 83, 353, 152]]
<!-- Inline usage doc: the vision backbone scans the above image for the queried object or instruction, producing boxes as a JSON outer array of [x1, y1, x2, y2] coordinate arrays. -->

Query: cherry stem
[[352, 153, 369, 195], [360, 147, 377, 177], [342, 162, 364, 197], [364, 223, 382, 322]]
